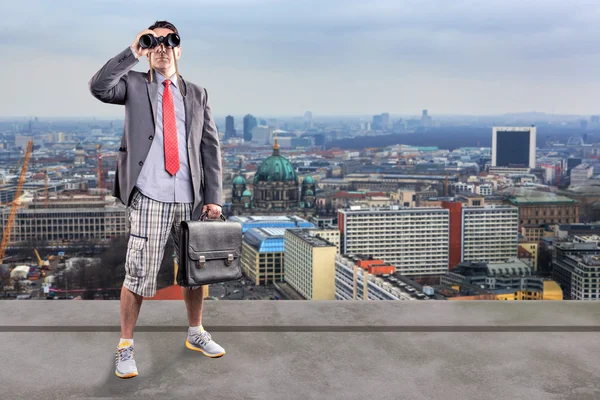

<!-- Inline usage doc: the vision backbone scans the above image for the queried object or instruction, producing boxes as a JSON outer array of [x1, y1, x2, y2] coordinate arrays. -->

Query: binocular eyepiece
[[139, 33, 181, 49]]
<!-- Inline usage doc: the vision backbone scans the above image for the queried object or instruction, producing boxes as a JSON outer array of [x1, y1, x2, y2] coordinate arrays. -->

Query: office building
[[338, 206, 449, 276], [0, 193, 127, 245], [241, 228, 285, 285], [570, 164, 593, 187], [507, 194, 579, 242], [284, 229, 337, 300], [304, 111, 313, 129], [225, 115, 236, 139], [251, 126, 273, 145], [243, 114, 257, 142], [441, 260, 563, 300], [492, 127, 537, 169], [552, 242, 600, 300]]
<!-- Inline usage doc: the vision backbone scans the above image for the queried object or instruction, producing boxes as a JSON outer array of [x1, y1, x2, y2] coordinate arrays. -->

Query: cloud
[[1, 0, 599, 116]]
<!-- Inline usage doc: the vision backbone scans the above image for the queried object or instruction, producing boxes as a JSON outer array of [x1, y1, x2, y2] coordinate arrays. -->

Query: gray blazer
[[88, 46, 222, 221]]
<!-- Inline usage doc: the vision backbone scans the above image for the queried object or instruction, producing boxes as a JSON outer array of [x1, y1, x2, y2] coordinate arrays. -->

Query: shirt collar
[[155, 71, 178, 88]]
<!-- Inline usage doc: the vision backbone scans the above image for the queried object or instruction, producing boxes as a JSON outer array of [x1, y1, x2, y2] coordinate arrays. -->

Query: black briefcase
[[176, 213, 243, 287]]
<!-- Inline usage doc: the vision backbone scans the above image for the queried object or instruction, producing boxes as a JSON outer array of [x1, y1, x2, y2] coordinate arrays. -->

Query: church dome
[[302, 175, 315, 185], [233, 175, 246, 185], [305, 189, 314, 196], [253, 153, 297, 184], [242, 189, 252, 197]]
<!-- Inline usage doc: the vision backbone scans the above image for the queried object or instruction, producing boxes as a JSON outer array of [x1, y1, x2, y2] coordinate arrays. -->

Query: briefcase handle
[[200, 211, 227, 221]]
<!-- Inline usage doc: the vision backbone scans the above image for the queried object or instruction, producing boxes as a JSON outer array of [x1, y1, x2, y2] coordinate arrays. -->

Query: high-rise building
[[284, 229, 337, 300], [381, 113, 390, 129], [243, 114, 257, 142], [421, 110, 432, 127], [371, 115, 383, 130], [304, 111, 313, 129], [338, 206, 449, 276], [225, 115, 236, 139], [492, 127, 537, 169]]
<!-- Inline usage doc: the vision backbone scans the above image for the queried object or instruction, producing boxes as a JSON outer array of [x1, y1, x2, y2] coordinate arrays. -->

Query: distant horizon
[[0, 110, 597, 121]]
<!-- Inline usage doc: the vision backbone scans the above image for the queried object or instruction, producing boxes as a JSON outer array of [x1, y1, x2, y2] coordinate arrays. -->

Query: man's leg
[[120, 286, 143, 339], [182, 285, 204, 327]]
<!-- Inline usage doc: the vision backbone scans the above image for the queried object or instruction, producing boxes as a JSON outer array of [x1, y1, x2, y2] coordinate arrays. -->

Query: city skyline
[[2, 0, 599, 117]]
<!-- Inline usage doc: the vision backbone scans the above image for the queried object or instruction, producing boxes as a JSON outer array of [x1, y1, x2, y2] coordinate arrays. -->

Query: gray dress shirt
[[135, 67, 194, 203]]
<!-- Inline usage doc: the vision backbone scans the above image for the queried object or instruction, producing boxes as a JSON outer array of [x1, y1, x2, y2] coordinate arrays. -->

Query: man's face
[[147, 27, 182, 69]]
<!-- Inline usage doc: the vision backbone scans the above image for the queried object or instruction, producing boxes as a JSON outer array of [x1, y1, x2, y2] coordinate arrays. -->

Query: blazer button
[[149, 135, 153, 140], [139, 161, 144, 166]]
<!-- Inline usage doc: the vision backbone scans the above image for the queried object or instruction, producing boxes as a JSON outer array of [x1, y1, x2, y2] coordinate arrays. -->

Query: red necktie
[[163, 80, 179, 175]]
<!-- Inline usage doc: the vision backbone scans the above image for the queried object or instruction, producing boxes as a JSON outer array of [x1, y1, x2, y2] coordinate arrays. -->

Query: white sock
[[118, 338, 134, 348], [188, 325, 204, 335]]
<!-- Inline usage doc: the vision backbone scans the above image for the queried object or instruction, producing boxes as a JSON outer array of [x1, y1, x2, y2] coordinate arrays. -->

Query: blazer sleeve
[[88, 46, 139, 105], [200, 88, 223, 206]]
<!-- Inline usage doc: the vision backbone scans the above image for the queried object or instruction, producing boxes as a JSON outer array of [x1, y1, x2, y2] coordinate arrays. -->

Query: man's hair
[[148, 20, 179, 35]]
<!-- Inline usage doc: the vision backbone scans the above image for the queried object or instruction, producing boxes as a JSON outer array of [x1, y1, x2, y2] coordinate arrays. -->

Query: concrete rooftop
[[2, 300, 600, 400]]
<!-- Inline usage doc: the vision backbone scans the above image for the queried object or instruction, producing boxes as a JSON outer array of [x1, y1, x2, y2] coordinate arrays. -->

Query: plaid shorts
[[123, 187, 202, 297]]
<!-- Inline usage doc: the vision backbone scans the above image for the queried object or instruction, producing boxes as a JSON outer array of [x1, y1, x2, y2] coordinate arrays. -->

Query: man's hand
[[131, 29, 158, 59], [202, 204, 222, 219]]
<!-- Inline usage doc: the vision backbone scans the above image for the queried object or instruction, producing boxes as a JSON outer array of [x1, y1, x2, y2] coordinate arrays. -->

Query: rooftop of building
[[341, 205, 449, 214], [285, 229, 336, 248], [507, 193, 578, 205], [555, 242, 600, 250], [3, 301, 599, 399], [243, 228, 286, 252], [228, 215, 310, 223]]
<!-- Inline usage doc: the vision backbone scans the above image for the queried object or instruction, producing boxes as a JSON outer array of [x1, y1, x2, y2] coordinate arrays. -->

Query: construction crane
[[0, 140, 33, 263]]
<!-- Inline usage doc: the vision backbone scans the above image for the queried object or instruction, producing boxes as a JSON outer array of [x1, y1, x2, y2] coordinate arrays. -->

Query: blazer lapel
[[146, 74, 159, 127], [182, 77, 194, 143]]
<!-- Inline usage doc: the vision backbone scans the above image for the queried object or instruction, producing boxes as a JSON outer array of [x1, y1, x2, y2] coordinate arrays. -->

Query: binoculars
[[139, 33, 181, 49]]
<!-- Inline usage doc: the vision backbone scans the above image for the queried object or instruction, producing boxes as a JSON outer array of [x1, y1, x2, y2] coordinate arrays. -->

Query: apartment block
[[334, 254, 439, 300], [462, 205, 519, 263], [338, 206, 449, 276], [442, 198, 519, 269], [283, 229, 337, 300]]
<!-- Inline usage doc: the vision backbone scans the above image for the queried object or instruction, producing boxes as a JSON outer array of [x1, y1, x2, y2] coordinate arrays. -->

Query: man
[[89, 20, 225, 379]]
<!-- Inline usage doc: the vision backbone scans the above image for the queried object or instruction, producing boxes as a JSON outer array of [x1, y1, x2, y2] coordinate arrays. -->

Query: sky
[[2, 0, 600, 118]]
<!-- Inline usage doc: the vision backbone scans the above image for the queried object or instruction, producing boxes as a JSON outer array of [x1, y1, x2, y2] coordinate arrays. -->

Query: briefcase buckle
[[199, 256, 205, 268], [225, 254, 234, 266]]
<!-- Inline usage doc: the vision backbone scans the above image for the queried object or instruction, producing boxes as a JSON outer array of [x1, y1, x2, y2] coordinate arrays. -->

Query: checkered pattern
[[123, 188, 200, 297], [163, 80, 180, 175]]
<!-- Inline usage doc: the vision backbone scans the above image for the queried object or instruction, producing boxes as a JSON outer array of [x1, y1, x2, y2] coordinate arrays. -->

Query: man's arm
[[88, 46, 139, 105], [200, 88, 223, 207]]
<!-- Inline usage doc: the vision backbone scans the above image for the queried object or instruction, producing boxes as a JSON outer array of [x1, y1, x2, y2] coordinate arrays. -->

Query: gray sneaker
[[115, 341, 138, 379], [186, 330, 226, 358]]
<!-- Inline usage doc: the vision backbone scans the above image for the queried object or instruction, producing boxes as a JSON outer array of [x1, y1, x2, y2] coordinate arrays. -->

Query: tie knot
[[163, 80, 171, 87]]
